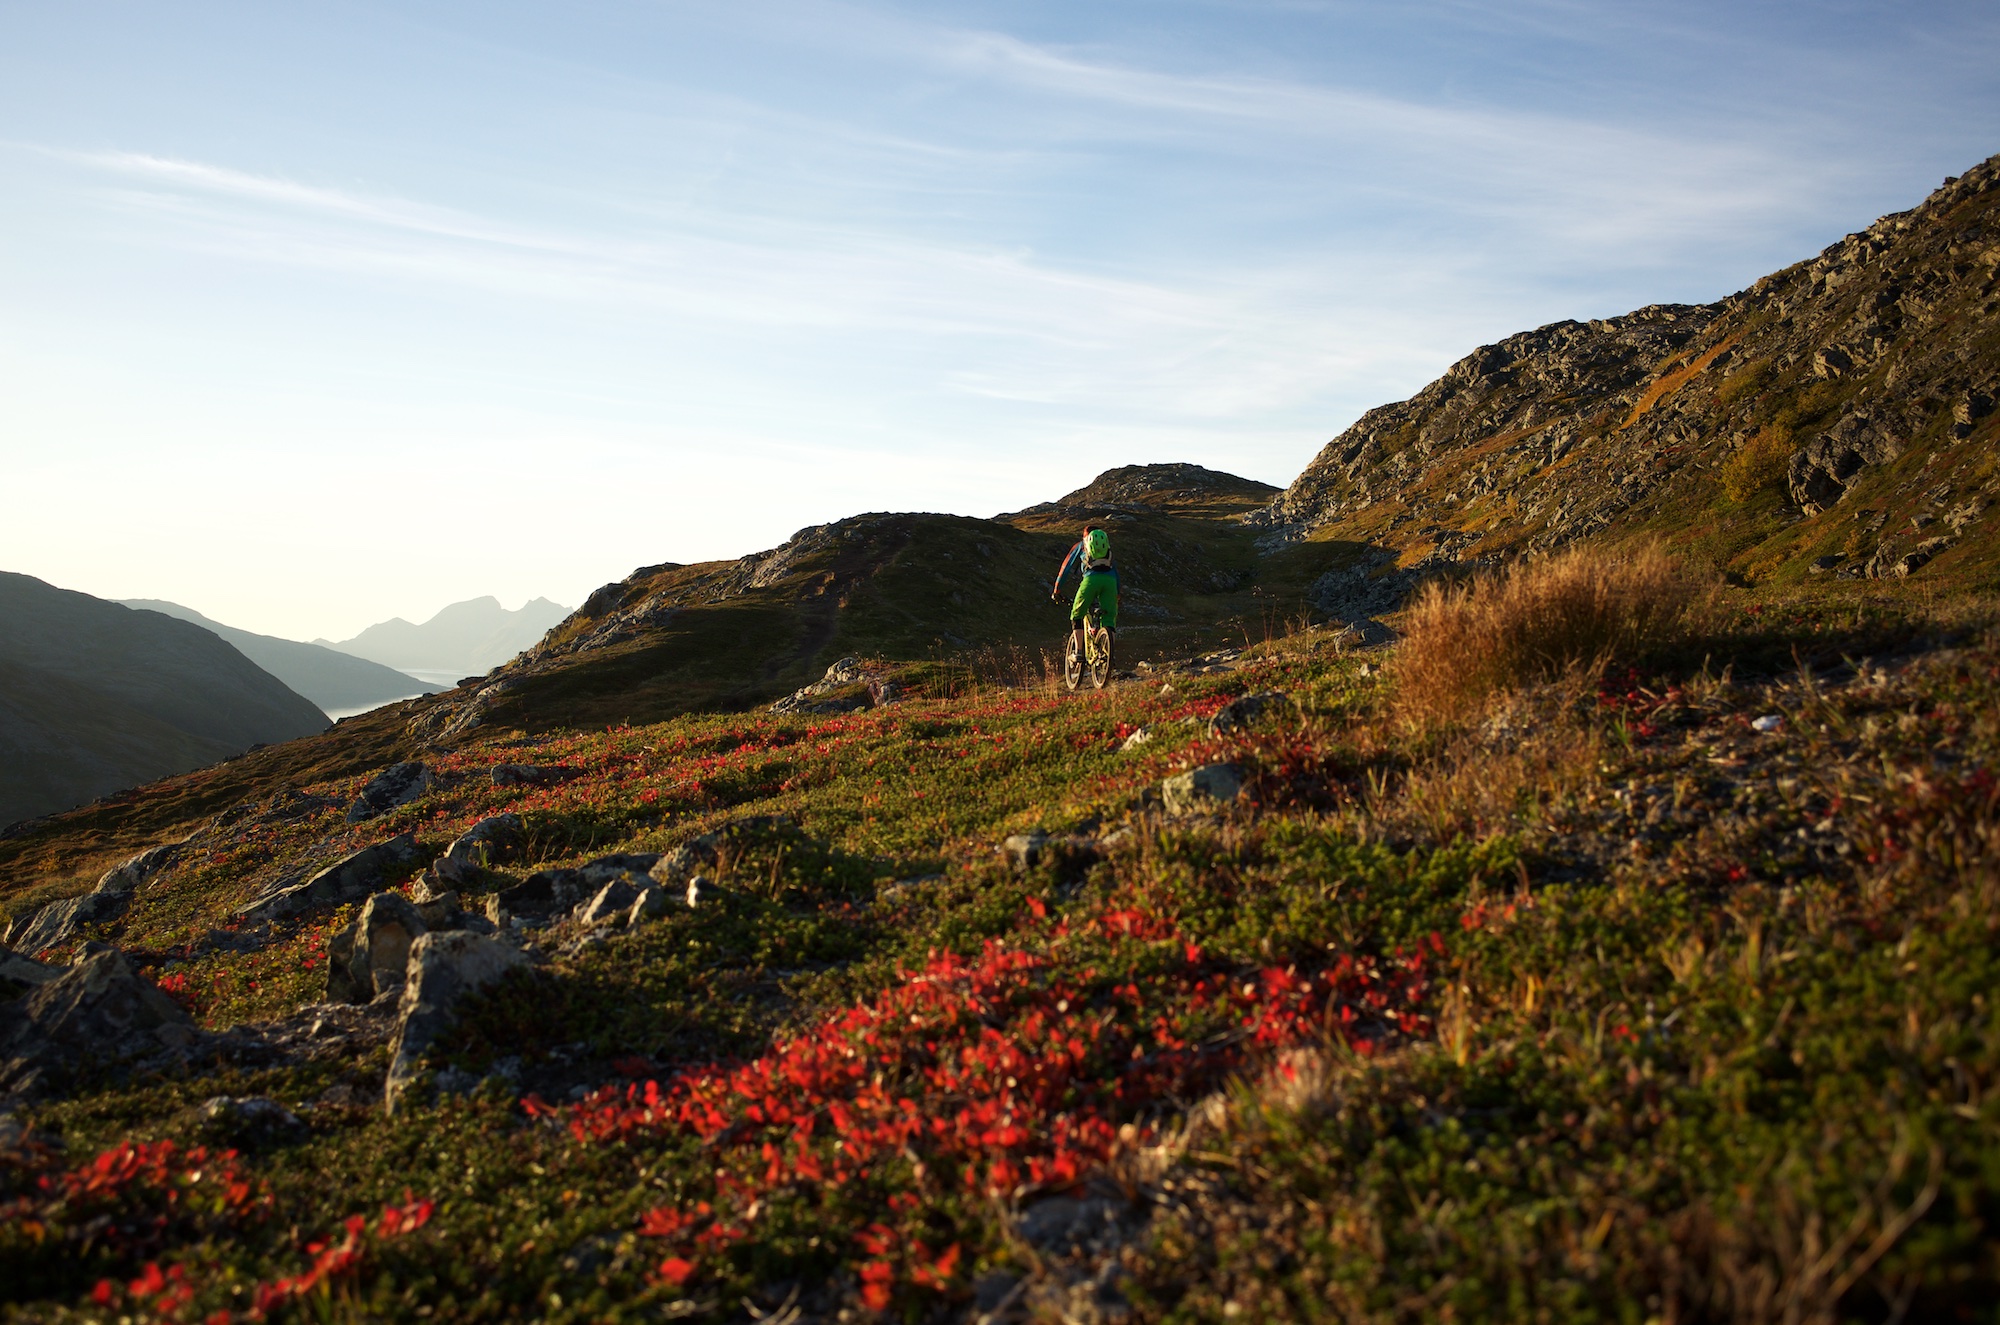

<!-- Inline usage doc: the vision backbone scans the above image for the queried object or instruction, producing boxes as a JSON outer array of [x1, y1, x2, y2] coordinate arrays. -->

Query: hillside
[[360, 148, 2000, 752], [122, 600, 433, 716], [1, 581, 1995, 1321], [4, 158, 2000, 1323], [391, 463, 1312, 743], [0, 574, 329, 829], [1254, 154, 2000, 611], [317, 597, 572, 680]]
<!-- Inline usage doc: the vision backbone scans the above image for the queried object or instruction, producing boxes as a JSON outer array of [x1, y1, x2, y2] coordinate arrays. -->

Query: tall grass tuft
[[1394, 543, 1695, 724]]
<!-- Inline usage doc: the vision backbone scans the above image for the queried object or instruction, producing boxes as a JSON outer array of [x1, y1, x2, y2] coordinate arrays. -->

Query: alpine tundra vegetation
[[4, 158, 2000, 1323]]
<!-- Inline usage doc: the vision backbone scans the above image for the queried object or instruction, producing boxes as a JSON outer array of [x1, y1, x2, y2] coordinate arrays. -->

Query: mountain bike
[[1063, 605, 1113, 691]]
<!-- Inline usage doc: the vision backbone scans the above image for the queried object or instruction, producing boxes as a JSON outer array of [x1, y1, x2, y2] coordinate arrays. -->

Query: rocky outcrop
[[325, 893, 429, 1004], [430, 814, 524, 887], [238, 833, 422, 925], [487, 853, 661, 926], [1787, 411, 1908, 514], [385, 932, 531, 1113], [345, 762, 433, 822], [1251, 154, 2000, 588], [772, 658, 884, 715], [2, 838, 190, 956], [0, 948, 196, 1101]]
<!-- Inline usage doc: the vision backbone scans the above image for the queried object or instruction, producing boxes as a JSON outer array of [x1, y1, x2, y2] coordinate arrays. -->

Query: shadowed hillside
[[122, 600, 433, 715], [0, 574, 328, 829]]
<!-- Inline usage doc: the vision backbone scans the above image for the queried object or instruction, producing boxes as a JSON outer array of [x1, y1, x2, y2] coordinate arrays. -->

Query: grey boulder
[[385, 932, 531, 1113], [238, 834, 422, 925], [431, 813, 525, 886], [1208, 691, 1294, 738], [346, 763, 434, 823], [325, 892, 429, 1004], [1162, 763, 1244, 814], [0, 949, 197, 1101]]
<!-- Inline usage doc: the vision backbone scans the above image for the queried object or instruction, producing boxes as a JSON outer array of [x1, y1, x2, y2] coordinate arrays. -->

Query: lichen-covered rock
[[0, 946, 60, 996], [325, 893, 429, 1004], [239, 834, 421, 925], [0, 949, 196, 1101], [4, 891, 133, 958], [1162, 763, 1244, 814], [385, 932, 531, 1114], [345, 763, 434, 823], [430, 813, 524, 886], [3, 837, 193, 956]]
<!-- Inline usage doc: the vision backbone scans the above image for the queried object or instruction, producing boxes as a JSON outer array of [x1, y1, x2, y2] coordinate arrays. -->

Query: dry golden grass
[[1394, 543, 1695, 725], [1618, 333, 1740, 430]]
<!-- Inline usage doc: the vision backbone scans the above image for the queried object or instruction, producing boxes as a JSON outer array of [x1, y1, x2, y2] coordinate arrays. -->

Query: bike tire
[[1089, 630, 1113, 689], [1063, 635, 1084, 691]]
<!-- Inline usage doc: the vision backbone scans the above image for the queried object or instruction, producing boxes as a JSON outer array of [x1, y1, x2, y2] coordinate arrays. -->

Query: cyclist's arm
[[1049, 541, 1081, 598]]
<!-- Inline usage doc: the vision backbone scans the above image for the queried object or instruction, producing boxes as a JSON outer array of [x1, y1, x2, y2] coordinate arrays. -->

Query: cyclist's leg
[[1077, 571, 1117, 634], [1069, 578, 1094, 656]]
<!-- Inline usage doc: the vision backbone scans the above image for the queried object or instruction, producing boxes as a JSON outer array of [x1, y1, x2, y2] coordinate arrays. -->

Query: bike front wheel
[[1063, 634, 1084, 691]]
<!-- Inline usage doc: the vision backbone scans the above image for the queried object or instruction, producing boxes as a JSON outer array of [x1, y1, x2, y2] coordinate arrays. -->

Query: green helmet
[[1086, 528, 1111, 562]]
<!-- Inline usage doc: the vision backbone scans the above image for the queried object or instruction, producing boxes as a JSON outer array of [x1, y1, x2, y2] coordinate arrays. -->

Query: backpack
[[1084, 528, 1112, 570]]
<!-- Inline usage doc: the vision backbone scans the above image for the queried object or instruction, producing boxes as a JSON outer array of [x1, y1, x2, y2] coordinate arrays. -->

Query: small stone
[[684, 875, 724, 909], [1119, 726, 1155, 753], [1002, 832, 1050, 871], [1208, 690, 1293, 738], [577, 879, 640, 927], [489, 764, 565, 787], [345, 763, 433, 823], [1751, 714, 1784, 734], [627, 885, 672, 927], [1162, 763, 1244, 814]]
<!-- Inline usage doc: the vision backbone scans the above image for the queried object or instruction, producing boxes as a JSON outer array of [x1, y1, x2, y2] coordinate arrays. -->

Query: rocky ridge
[[1254, 155, 2000, 606]]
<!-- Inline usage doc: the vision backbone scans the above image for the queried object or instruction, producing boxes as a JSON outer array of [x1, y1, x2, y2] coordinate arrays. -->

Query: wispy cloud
[[52, 145, 1443, 422]]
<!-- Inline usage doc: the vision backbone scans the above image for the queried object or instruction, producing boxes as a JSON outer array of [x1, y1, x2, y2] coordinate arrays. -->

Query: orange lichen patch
[[1618, 335, 1741, 431]]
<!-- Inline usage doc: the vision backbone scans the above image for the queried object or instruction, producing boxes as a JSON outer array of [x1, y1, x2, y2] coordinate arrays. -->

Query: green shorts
[[1071, 569, 1118, 630]]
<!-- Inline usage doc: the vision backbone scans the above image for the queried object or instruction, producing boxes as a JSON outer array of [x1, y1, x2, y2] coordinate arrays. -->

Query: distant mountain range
[[313, 596, 570, 681], [0, 573, 328, 829], [120, 600, 433, 715]]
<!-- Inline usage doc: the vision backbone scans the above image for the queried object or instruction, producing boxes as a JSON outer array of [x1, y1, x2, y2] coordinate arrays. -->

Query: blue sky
[[3, 1, 1996, 640]]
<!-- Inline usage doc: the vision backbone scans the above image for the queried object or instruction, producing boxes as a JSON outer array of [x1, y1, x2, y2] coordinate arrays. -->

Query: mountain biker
[[1050, 523, 1119, 660]]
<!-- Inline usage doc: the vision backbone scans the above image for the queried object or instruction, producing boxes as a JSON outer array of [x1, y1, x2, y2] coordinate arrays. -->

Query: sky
[[3, 1, 1997, 641]]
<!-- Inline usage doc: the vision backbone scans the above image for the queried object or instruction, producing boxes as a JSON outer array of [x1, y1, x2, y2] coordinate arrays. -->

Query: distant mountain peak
[[320, 596, 572, 677]]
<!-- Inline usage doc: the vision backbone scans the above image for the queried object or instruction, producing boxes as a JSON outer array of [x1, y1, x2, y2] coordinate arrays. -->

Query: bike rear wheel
[[1063, 633, 1084, 691], [1088, 628, 1113, 689]]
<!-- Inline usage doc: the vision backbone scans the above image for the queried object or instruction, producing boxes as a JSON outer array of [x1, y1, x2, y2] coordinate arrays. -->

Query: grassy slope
[[5, 586, 1999, 1323]]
